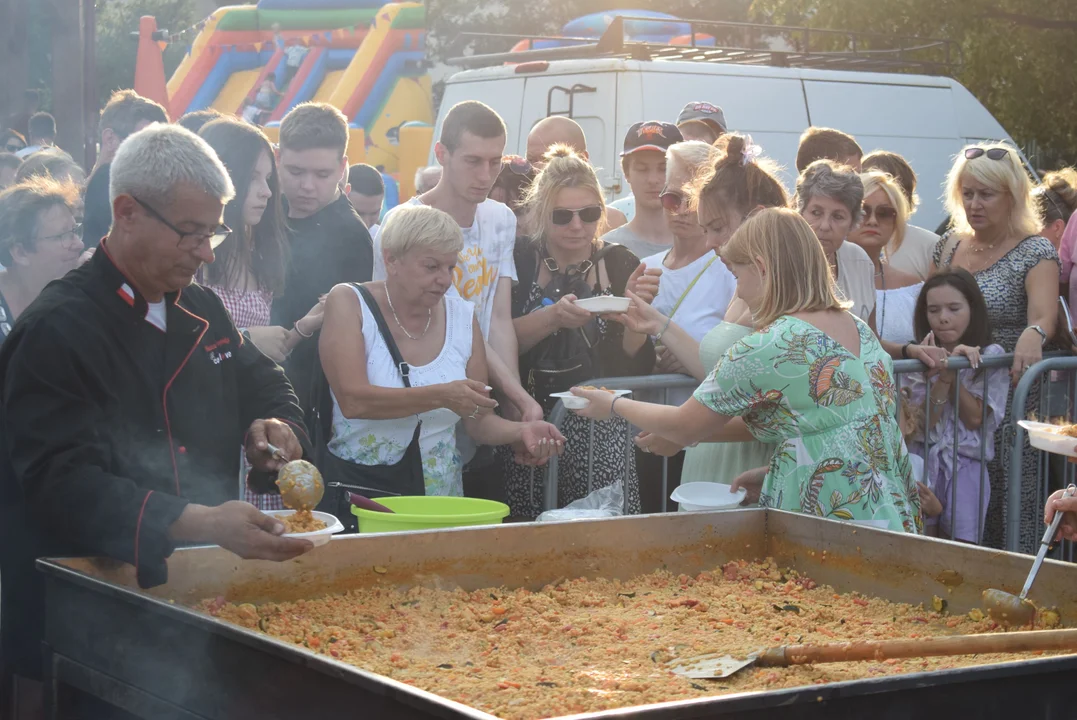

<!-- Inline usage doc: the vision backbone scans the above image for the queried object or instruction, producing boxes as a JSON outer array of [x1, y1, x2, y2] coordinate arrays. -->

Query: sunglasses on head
[[551, 205, 602, 226], [862, 204, 897, 222], [964, 147, 1009, 161], [660, 189, 685, 212], [504, 155, 533, 177]]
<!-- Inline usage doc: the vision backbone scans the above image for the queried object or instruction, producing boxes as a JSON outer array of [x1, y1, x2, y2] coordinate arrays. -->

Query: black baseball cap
[[677, 102, 727, 134], [621, 121, 684, 157]]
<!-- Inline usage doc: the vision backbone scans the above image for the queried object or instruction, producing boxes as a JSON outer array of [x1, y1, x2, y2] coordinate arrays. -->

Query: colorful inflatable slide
[[161, 0, 432, 174]]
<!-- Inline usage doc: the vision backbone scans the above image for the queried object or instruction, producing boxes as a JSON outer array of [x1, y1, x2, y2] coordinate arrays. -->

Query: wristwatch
[[1027, 324, 1048, 346]]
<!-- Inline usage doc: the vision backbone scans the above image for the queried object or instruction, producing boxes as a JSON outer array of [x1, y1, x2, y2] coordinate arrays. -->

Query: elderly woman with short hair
[[319, 204, 564, 498], [0, 175, 83, 342], [796, 160, 945, 368]]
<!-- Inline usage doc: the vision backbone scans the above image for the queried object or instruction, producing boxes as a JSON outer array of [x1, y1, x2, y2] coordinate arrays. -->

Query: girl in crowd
[[504, 146, 654, 516], [902, 269, 1007, 543], [198, 119, 322, 508], [618, 134, 788, 488], [848, 171, 922, 346], [320, 205, 564, 497], [861, 150, 939, 280], [934, 142, 1059, 552], [573, 208, 922, 533], [0, 177, 83, 343]]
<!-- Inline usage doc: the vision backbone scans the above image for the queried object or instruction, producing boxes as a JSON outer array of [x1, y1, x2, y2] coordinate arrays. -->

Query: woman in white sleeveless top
[[319, 205, 564, 496]]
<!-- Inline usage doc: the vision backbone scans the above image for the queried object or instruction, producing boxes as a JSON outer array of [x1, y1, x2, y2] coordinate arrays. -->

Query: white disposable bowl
[[551, 389, 631, 409], [574, 296, 631, 313], [671, 482, 746, 512], [263, 510, 344, 547], [1019, 420, 1077, 457]]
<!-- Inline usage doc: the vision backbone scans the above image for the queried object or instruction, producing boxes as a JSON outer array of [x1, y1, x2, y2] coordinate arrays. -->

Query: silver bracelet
[[654, 317, 673, 343], [611, 395, 623, 418]]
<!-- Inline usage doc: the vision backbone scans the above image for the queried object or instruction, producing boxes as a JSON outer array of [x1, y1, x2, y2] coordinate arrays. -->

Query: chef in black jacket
[[0, 124, 314, 715]]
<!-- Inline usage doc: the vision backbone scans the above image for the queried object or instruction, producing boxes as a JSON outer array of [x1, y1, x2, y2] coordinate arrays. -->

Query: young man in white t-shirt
[[374, 101, 542, 424]]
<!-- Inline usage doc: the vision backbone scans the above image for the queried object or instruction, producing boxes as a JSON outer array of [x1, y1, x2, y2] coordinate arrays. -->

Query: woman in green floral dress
[[574, 208, 922, 533]]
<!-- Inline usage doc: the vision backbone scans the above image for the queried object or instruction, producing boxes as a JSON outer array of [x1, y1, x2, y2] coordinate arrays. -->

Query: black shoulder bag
[[319, 284, 426, 523]]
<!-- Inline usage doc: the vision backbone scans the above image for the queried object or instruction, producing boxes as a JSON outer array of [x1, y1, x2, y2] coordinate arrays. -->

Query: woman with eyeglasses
[[0, 176, 84, 343], [503, 145, 654, 517], [933, 141, 1059, 553], [848, 171, 923, 346]]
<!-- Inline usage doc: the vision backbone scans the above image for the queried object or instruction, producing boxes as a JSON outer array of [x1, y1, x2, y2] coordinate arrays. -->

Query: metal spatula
[[668, 627, 1077, 679]]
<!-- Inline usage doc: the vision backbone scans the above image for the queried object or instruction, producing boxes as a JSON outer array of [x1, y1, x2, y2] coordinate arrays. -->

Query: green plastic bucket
[[351, 496, 510, 534]]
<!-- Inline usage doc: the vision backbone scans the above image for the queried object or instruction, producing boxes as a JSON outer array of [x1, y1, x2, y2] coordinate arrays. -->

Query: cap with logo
[[621, 121, 684, 157], [677, 102, 727, 134]]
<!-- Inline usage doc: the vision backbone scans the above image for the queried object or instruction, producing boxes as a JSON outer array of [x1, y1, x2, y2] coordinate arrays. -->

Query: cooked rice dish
[[202, 558, 1061, 719], [280, 510, 326, 534]]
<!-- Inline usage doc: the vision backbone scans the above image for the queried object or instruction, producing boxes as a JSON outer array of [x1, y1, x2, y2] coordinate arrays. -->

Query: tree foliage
[[95, 0, 198, 110], [749, 0, 1077, 166]]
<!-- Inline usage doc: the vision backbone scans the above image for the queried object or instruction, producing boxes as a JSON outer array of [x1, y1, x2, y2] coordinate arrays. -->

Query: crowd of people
[[3, 85, 1077, 717]]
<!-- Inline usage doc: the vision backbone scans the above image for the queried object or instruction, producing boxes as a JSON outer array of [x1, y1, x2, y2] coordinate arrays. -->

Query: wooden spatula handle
[[756, 628, 1077, 667]]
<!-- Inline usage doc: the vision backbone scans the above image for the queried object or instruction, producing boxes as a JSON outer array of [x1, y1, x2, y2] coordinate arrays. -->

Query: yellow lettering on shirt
[[452, 249, 498, 301]]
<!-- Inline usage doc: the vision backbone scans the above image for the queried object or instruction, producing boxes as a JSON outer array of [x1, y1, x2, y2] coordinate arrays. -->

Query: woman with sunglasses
[[933, 142, 1059, 553], [848, 171, 922, 346], [504, 145, 654, 517], [0, 176, 84, 344]]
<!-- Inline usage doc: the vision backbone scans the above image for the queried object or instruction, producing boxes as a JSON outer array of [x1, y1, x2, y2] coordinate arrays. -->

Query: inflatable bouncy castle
[[508, 10, 715, 54], [136, 0, 433, 193]]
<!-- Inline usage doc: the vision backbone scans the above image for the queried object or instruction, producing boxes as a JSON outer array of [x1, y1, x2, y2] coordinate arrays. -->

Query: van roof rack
[[447, 16, 960, 76]]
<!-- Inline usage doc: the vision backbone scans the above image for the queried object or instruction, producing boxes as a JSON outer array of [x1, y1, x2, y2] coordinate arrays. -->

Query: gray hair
[[381, 204, 463, 259], [795, 159, 865, 225], [414, 165, 442, 194], [110, 123, 235, 209]]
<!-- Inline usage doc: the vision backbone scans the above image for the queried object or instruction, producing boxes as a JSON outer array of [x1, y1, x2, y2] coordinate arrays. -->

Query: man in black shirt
[[81, 90, 169, 247], [0, 124, 312, 718], [272, 102, 374, 414]]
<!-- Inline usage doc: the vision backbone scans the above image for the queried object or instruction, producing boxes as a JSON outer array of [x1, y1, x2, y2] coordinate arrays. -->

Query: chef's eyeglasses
[[133, 195, 231, 250], [37, 224, 83, 248], [551, 205, 602, 225], [862, 204, 897, 222], [964, 147, 1009, 161]]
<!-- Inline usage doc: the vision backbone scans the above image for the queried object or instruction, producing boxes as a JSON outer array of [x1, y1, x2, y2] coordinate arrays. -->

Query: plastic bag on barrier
[[536, 481, 624, 522]]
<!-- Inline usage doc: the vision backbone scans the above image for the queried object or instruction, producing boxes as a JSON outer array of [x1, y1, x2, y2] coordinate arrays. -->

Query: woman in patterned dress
[[199, 118, 323, 509], [932, 142, 1059, 552], [572, 208, 922, 533]]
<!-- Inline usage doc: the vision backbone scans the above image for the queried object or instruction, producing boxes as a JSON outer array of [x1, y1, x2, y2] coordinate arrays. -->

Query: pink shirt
[[1060, 216, 1077, 322]]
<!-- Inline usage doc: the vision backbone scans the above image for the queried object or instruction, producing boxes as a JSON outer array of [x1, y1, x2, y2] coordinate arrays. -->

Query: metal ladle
[[275, 459, 325, 511], [983, 484, 1076, 626]]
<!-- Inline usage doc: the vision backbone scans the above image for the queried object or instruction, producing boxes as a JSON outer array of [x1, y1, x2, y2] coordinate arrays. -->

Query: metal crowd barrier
[[541, 353, 1077, 560]]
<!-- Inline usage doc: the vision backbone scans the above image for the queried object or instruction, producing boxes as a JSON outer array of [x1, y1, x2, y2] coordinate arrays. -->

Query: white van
[[433, 26, 1011, 229]]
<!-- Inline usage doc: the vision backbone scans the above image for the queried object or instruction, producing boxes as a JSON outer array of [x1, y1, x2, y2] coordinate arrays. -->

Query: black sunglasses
[[862, 204, 897, 222], [133, 195, 232, 250], [551, 205, 602, 226], [964, 147, 1009, 161]]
